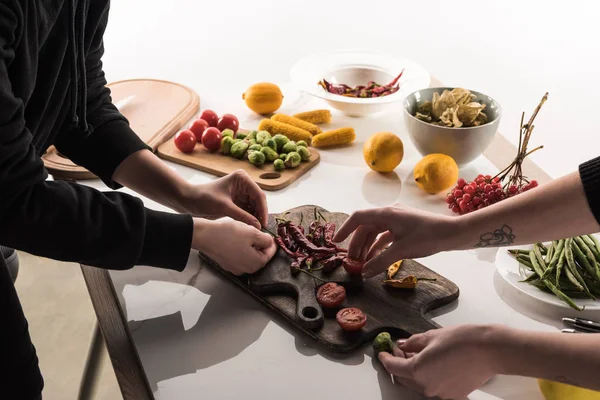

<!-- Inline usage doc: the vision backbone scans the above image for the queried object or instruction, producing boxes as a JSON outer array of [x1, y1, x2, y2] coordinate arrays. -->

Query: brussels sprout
[[231, 141, 249, 158], [248, 151, 266, 166], [221, 129, 234, 138], [220, 136, 235, 155], [282, 141, 297, 154], [284, 151, 301, 168], [372, 332, 394, 357], [297, 146, 311, 161], [274, 159, 285, 171], [296, 140, 308, 148], [261, 147, 279, 162], [273, 134, 290, 152]]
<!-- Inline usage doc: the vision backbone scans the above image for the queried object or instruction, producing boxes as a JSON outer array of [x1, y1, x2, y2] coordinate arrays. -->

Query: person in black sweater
[[334, 168, 600, 398], [0, 1, 276, 398]]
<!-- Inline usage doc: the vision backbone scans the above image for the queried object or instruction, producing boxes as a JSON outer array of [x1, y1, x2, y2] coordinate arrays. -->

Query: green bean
[[572, 240, 600, 283], [564, 266, 586, 293], [529, 250, 546, 277], [544, 280, 584, 311], [537, 242, 548, 253], [577, 237, 600, 281], [539, 240, 564, 280], [534, 244, 548, 268], [546, 242, 555, 262], [508, 249, 532, 257], [582, 235, 599, 256], [555, 247, 566, 287], [565, 240, 595, 299], [587, 234, 600, 252], [516, 255, 534, 270], [520, 272, 539, 283]]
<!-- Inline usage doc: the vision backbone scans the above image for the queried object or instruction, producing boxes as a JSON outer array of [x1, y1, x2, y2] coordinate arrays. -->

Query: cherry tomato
[[199, 110, 219, 127], [174, 129, 196, 153], [202, 127, 222, 152], [343, 257, 365, 276], [336, 307, 367, 332], [217, 113, 239, 134], [316, 282, 346, 308], [189, 118, 209, 143]]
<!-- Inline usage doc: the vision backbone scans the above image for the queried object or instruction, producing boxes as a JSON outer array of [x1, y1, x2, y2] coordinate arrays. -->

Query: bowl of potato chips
[[403, 87, 501, 166]]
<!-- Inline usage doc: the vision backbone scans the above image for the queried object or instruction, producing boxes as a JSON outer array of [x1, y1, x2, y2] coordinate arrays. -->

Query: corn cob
[[292, 110, 332, 125], [312, 127, 356, 148], [258, 119, 312, 145], [271, 114, 322, 136]]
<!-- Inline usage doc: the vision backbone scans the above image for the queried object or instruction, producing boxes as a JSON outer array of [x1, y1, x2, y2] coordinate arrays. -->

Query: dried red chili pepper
[[323, 222, 348, 252], [321, 254, 346, 272], [287, 224, 336, 257]]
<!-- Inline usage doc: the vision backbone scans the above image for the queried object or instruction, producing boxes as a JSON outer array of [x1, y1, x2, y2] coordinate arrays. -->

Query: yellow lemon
[[363, 132, 404, 173], [538, 379, 600, 400], [242, 82, 283, 115], [413, 154, 459, 194]]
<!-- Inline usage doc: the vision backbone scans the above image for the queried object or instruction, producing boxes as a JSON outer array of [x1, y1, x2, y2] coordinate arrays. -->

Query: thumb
[[253, 230, 275, 249], [397, 332, 432, 353], [378, 351, 413, 379], [224, 201, 261, 229]]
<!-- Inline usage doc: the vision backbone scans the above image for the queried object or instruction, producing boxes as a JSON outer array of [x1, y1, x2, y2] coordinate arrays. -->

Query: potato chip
[[413, 88, 489, 128]]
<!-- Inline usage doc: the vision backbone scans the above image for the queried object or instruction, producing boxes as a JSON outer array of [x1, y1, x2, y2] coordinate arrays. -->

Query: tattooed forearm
[[474, 225, 516, 248]]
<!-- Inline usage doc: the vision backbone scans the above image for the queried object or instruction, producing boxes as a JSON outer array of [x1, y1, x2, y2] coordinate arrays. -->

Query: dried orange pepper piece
[[387, 260, 403, 280]]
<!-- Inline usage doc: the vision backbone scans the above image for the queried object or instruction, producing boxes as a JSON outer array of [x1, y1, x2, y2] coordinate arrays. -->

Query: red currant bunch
[[446, 174, 538, 215]]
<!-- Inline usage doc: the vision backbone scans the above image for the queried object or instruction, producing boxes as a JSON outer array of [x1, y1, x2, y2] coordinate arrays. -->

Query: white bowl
[[289, 50, 430, 117], [403, 87, 502, 166]]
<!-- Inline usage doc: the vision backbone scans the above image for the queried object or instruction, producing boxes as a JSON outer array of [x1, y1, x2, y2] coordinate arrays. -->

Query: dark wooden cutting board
[[198, 205, 459, 353]]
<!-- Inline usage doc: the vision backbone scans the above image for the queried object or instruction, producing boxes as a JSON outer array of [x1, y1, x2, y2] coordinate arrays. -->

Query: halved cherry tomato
[[316, 282, 346, 308], [217, 113, 239, 134], [200, 110, 219, 127], [202, 127, 222, 152], [336, 307, 367, 331], [189, 118, 209, 143], [343, 257, 365, 276], [174, 129, 196, 153]]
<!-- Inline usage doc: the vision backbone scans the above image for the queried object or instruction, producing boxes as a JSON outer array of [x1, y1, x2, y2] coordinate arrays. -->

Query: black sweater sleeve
[[579, 157, 600, 224], [0, 4, 192, 271]]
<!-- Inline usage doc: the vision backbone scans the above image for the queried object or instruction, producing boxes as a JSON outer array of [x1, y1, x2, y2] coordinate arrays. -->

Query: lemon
[[363, 132, 404, 173], [538, 379, 600, 400], [413, 154, 459, 194], [242, 83, 283, 115]]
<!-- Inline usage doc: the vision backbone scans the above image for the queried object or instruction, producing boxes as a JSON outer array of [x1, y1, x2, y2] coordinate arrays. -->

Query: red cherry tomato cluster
[[174, 109, 240, 154]]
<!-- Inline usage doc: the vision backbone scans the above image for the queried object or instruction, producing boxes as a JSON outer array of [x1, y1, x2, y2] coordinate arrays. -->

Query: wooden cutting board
[[157, 133, 320, 191], [198, 205, 460, 353], [42, 79, 200, 180]]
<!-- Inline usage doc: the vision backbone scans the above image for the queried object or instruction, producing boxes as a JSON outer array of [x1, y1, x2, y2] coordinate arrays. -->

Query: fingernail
[[397, 339, 406, 348]]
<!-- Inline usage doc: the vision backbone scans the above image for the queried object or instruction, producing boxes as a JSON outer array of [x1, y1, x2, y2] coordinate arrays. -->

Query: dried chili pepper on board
[[323, 222, 348, 252], [321, 254, 346, 272], [287, 223, 336, 257]]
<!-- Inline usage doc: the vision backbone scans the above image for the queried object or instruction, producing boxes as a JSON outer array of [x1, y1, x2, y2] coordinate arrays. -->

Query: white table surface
[[78, 1, 600, 399]]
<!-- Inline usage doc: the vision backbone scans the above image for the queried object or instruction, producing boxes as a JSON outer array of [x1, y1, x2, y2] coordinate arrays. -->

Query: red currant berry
[[464, 186, 475, 195], [492, 177, 500, 183], [472, 197, 482, 206], [446, 194, 455, 204], [451, 204, 461, 214], [457, 178, 466, 189], [530, 180, 538, 188], [483, 184, 492, 193], [509, 185, 518, 195], [463, 193, 472, 203], [485, 175, 492, 180], [453, 189, 463, 198]]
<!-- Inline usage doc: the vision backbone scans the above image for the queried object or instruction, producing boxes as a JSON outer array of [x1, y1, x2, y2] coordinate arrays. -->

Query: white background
[[101, 0, 600, 180]]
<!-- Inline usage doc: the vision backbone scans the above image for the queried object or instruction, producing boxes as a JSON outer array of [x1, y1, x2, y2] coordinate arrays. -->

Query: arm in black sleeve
[[579, 156, 600, 224], [0, 4, 192, 271]]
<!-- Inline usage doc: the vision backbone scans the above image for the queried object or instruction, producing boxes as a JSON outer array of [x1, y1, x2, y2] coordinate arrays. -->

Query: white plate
[[495, 244, 600, 310], [289, 49, 430, 117]]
